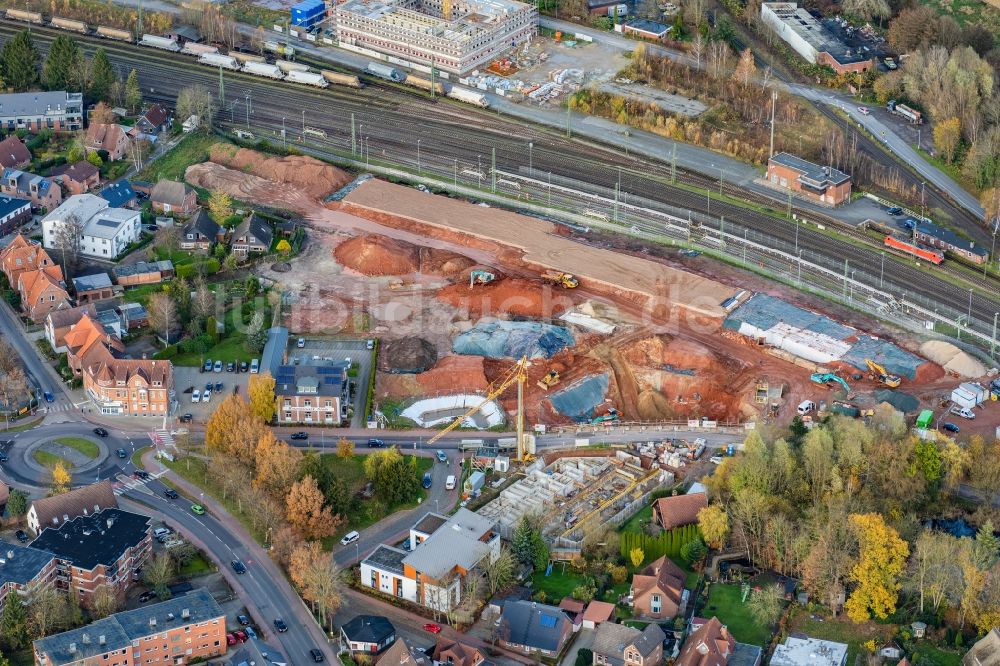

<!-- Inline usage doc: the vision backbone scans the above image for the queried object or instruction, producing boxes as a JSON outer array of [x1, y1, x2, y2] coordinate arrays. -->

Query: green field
[[620, 505, 653, 533], [33, 450, 73, 469], [55, 436, 100, 459], [529, 564, 581, 601], [177, 551, 215, 577], [171, 299, 270, 367], [703, 583, 773, 647], [138, 133, 224, 183]]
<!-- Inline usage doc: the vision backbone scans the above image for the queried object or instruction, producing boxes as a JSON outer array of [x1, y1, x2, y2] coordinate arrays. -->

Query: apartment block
[[0, 91, 84, 132]]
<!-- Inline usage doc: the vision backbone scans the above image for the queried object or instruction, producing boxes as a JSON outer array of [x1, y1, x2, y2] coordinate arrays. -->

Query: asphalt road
[[0, 299, 73, 409]]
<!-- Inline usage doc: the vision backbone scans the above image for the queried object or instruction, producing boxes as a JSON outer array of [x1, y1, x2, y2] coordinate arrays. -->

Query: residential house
[[45, 301, 121, 353], [431, 636, 486, 666], [771, 636, 847, 666], [71, 273, 115, 303], [64, 313, 125, 375], [135, 104, 171, 137], [27, 480, 118, 535], [117, 302, 149, 330], [1, 235, 55, 286], [914, 219, 989, 265], [652, 492, 707, 531], [0, 91, 84, 132], [275, 360, 350, 425], [30, 508, 151, 600], [0, 544, 57, 614], [765, 153, 852, 207], [42, 194, 142, 260], [150, 180, 197, 216], [98, 180, 137, 209], [231, 212, 273, 258], [0, 195, 31, 235], [361, 509, 500, 612], [1, 168, 62, 211], [376, 637, 428, 666], [675, 617, 735, 666], [340, 615, 396, 655], [878, 642, 902, 660], [581, 601, 615, 629], [50, 162, 100, 196], [82, 357, 174, 416], [85, 123, 131, 162], [630, 555, 688, 620], [592, 622, 665, 666], [0, 135, 31, 169], [112, 260, 174, 287], [497, 600, 573, 657], [964, 630, 1000, 666], [32, 588, 226, 666], [227, 638, 288, 666], [17, 263, 70, 323], [180, 209, 222, 252]]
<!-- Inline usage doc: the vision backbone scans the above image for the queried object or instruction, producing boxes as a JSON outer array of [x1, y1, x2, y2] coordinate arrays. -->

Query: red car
[[234, 631, 247, 642], [423, 623, 442, 634], [226, 634, 237, 646]]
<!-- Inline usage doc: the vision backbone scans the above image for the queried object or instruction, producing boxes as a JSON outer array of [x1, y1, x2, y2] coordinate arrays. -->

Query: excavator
[[591, 406, 620, 425], [541, 270, 579, 289], [426, 356, 531, 460], [865, 359, 901, 388], [469, 270, 496, 288], [536, 370, 561, 391], [810, 372, 851, 394]]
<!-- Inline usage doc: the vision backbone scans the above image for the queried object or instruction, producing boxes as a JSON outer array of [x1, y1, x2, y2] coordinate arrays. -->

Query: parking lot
[[291, 337, 374, 428], [174, 364, 253, 423]]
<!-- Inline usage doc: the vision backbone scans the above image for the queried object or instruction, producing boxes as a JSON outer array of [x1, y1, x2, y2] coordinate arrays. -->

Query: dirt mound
[[210, 144, 351, 199], [920, 340, 986, 378], [637, 389, 674, 421], [185, 162, 314, 214], [380, 337, 438, 373], [437, 277, 572, 319], [378, 355, 489, 397], [335, 234, 420, 276]]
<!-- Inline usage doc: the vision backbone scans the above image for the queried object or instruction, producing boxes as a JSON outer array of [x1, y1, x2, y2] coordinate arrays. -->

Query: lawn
[[909, 645, 963, 666], [138, 133, 225, 183], [171, 298, 270, 367], [54, 436, 99, 459], [529, 564, 581, 601], [33, 449, 73, 469], [620, 504, 653, 533], [177, 551, 215, 577], [122, 283, 167, 308], [702, 583, 772, 647], [786, 608, 889, 665]]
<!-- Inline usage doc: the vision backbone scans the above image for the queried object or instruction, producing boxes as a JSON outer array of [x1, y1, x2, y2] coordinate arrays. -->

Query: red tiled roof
[[0, 135, 31, 169], [653, 493, 708, 530], [675, 617, 734, 666]]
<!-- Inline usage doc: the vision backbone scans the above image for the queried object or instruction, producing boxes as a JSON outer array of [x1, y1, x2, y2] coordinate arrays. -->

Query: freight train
[[2, 11, 490, 106]]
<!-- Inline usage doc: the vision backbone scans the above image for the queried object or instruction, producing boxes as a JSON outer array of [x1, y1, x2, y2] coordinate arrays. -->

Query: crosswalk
[[149, 429, 175, 448], [44, 403, 77, 413], [113, 470, 168, 496]]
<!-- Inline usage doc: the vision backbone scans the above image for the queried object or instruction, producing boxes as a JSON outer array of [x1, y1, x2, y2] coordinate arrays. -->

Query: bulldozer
[[865, 359, 901, 388], [469, 270, 496, 288], [541, 270, 579, 289], [536, 370, 561, 391]]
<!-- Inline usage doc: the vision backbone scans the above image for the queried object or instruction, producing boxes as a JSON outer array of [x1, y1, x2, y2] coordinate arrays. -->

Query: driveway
[[559, 627, 595, 666]]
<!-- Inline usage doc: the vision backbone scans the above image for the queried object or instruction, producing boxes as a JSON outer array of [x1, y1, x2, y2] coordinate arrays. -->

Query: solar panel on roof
[[539, 615, 558, 628]]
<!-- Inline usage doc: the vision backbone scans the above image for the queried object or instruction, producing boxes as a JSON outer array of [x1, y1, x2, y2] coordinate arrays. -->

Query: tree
[[630, 547, 645, 568], [52, 213, 86, 276], [88, 584, 123, 619], [746, 584, 783, 626], [208, 189, 233, 223], [90, 48, 116, 102], [732, 48, 756, 88], [698, 505, 729, 549], [287, 475, 342, 540], [337, 438, 355, 458], [0, 366, 28, 416], [253, 430, 302, 497], [1, 30, 39, 91], [248, 372, 277, 423], [845, 513, 909, 623], [512, 515, 542, 567], [144, 552, 175, 600], [246, 310, 268, 352], [363, 447, 420, 506], [6, 489, 27, 518], [680, 537, 707, 565], [42, 35, 80, 91], [51, 461, 71, 494], [175, 85, 215, 134], [843, 0, 890, 21], [276, 239, 292, 254], [934, 116, 962, 163], [27, 587, 65, 639], [486, 547, 517, 595], [205, 394, 264, 458], [0, 592, 28, 649], [87, 151, 103, 168], [289, 542, 342, 630], [147, 291, 179, 344], [571, 580, 597, 602], [907, 529, 964, 613], [124, 69, 143, 113], [191, 279, 215, 324]]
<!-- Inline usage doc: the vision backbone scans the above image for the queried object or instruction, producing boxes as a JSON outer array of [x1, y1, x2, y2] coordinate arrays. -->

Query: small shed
[[581, 601, 615, 629], [465, 470, 485, 495], [910, 621, 926, 638], [916, 410, 934, 429]]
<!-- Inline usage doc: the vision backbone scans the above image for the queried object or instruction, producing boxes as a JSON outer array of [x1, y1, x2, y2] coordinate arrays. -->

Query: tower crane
[[426, 356, 530, 460]]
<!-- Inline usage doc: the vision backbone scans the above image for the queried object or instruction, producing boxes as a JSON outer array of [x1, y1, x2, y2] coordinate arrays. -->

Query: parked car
[[214, 382, 223, 392], [192, 389, 201, 403], [190, 504, 206, 515], [942, 422, 960, 433], [227, 362, 235, 372], [310, 649, 325, 663], [402, 538, 413, 551], [164, 488, 179, 499], [231, 560, 247, 574], [234, 631, 247, 642], [213, 360, 222, 372], [93, 427, 108, 437], [422, 472, 432, 489], [227, 634, 237, 646], [274, 619, 288, 633], [202, 390, 212, 403], [116, 448, 128, 459], [423, 623, 442, 634], [139, 591, 157, 603], [290, 431, 309, 440], [244, 626, 257, 639], [366, 339, 375, 350], [240, 361, 249, 372], [203, 359, 213, 372], [15, 530, 28, 543], [886, 206, 903, 215], [297, 337, 305, 348], [340, 531, 360, 546], [436, 450, 448, 463], [0, 451, 7, 462], [237, 614, 251, 626], [205, 382, 213, 391]]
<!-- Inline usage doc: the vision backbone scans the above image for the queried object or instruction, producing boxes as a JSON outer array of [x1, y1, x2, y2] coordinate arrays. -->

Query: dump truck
[[541, 270, 579, 288], [887, 100, 922, 124]]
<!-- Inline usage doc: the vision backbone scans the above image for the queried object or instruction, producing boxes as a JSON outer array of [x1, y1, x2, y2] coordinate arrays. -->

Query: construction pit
[[183, 149, 996, 434], [477, 453, 672, 551]]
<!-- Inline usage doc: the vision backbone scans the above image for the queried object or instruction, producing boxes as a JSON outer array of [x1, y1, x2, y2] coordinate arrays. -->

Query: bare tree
[[88, 584, 123, 619], [52, 213, 85, 277], [147, 292, 179, 344], [175, 85, 215, 134]]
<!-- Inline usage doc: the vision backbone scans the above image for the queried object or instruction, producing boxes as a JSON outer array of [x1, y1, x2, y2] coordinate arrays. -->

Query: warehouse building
[[765, 153, 852, 206], [335, 0, 537, 75], [292, 0, 327, 27], [760, 3, 874, 74], [0, 91, 84, 132]]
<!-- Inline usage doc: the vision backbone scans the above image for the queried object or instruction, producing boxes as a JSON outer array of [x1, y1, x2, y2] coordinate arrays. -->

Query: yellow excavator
[[426, 356, 531, 460], [865, 359, 901, 388]]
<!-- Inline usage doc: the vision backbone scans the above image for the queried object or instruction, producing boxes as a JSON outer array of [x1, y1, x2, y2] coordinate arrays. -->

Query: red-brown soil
[[378, 355, 489, 397], [436, 277, 575, 319], [209, 144, 352, 199], [333, 234, 476, 277]]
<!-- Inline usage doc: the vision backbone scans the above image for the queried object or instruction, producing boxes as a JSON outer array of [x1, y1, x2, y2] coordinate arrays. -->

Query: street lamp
[[968, 287, 974, 321], [920, 181, 926, 221], [528, 142, 533, 176]]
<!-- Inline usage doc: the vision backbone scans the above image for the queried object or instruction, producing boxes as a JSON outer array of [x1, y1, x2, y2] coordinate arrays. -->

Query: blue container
[[291, 0, 325, 27]]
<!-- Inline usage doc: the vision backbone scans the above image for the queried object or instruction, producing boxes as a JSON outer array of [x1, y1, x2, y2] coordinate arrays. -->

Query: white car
[[340, 531, 360, 546], [202, 389, 212, 403], [857, 106, 870, 115], [191, 389, 200, 403], [709, 455, 724, 465]]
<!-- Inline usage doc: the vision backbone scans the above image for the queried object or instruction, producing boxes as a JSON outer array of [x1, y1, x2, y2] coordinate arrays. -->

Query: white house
[[41, 194, 141, 260]]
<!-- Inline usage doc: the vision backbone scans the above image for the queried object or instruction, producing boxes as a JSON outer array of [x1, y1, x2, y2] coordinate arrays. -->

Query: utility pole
[[302, 109, 305, 133], [430, 65, 437, 99], [670, 144, 676, 184], [842, 259, 849, 299], [769, 89, 776, 158], [565, 104, 571, 139], [491, 147, 496, 193], [218, 67, 225, 108], [992, 311, 998, 360], [351, 113, 356, 156], [719, 216, 725, 248], [281, 117, 286, 149], [137, 0, 144, 38]]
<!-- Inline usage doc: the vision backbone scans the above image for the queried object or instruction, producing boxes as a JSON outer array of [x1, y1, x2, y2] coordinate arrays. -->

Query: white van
[[950, 405, 976, 419], [250, 358, 260, 374], [445, 475, 457, 490], [340, 530, 360, 546], [797, 400, 816, 415]]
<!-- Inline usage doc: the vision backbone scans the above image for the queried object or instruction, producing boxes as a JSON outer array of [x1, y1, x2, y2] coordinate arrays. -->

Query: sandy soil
[[437, 277, 576, 320], [209, 145, 352, 199], [333, 234, 476, 278]]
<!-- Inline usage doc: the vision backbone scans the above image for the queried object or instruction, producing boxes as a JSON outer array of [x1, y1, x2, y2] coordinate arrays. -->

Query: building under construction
[[334, 0, 537, 75], [477, 453, 672, 556]]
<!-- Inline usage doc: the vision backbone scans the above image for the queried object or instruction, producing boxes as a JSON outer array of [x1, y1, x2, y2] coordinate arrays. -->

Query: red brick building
[[765, 153, 852, 206], [51, 162, 101, 196], [0, 544, 57, 614], [17, 263, 71, 323], [82, 357, 174, 417]]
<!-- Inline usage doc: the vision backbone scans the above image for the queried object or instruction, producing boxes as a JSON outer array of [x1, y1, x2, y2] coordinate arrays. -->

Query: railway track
[[5, 21, 999, 347]]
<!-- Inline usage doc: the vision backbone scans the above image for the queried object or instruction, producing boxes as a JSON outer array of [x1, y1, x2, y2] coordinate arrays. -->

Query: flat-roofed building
[[765, 152, 852, 206], [760, 3, 874, 74]]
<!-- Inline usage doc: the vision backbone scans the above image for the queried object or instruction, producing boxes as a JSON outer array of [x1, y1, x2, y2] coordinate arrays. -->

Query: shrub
[[153, 345, 178, 359], [174, 263, 197, 279], [204, 258, 220, 274]]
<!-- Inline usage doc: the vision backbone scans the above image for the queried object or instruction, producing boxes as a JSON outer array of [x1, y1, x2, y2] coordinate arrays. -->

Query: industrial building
[[291, 0, 327, 27], [334, 0, 537, 75], [760, 3, 874, 74], [765, 153, 852, 206]]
